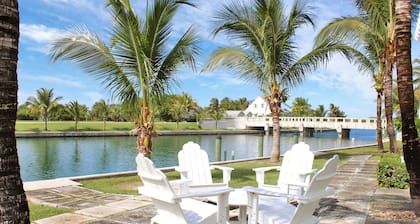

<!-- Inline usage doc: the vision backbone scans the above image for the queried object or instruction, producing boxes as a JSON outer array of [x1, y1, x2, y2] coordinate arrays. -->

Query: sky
[[18, 0, 420, 118]]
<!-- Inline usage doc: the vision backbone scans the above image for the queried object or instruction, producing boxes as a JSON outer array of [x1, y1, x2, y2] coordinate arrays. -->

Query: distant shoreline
[[15, 129, 266, 138], [14, 129, 339, 138]]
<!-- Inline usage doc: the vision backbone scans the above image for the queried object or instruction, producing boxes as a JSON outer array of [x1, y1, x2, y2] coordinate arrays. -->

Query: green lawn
[[29, 203, 74, 222], [16, 121, 200, 132], [80, 144, 381, 194]]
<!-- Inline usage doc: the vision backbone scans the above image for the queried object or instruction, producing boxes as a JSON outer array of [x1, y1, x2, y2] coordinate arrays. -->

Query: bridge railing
[[246, 117, 386, 130]]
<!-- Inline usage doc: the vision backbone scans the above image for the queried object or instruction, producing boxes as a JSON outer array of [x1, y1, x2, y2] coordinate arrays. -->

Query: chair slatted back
[[290, 155, 339, 224], [136, 154, 188, 224], [178, 141, 213, 185], [277, 142, 314, 187]]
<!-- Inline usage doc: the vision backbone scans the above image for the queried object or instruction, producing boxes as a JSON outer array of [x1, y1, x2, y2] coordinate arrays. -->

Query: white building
[[243, 96, 271, 117]]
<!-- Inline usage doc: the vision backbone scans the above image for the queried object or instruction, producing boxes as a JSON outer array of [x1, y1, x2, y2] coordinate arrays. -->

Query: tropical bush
[[377, 153, 409, 189]]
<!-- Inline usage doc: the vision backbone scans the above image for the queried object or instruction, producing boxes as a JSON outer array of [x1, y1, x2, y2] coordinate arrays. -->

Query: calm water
[[18, 129, 376, 181]]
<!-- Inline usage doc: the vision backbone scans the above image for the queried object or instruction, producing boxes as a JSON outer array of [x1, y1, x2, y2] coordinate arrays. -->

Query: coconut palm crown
[[49, 0, 200, 158], [205, 0, 367, 162]]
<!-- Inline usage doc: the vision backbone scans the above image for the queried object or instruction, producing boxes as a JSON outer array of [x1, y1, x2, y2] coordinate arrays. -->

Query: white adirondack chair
[[253, 142, 316, 196], [176, 141, 234, 193], [136, 153, 233, 224], [244, 154, 339, 224]]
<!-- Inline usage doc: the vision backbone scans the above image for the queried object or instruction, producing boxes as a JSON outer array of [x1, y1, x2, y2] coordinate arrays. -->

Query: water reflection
[[18, 129, 375, 181]]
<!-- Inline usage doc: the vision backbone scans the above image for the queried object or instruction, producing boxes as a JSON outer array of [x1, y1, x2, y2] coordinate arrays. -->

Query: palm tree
[[208, 98, 224, 129], [0, 0, 30, 222], [314, 1, 399, 153], [170, 93, 197, 129], [66, 101, 87, 131], [92, 99, 109, 131], [327, 103, 346, 117], [395, 0, 420, 216], [205, 0, 363, 161], [291, 97, 312, 116], [26, 88, 62, 131], [314, 105, 328, 117], [50, 0, 199, 158]]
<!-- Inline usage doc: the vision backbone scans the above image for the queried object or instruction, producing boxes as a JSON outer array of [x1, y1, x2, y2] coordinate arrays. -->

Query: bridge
[[246, 117, 386, 138], [200, 116, 385, 139]]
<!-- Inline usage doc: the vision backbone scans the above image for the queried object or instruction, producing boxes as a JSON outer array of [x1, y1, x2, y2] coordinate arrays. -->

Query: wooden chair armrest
[[243, 186, 295, 198], [253, 166, 281, 187], [210, 165, 234, 184], [252, 166, 281, 172], [210, 165, 234, 171], [299, 168, 318, 177], [175, 187, 233, 199]]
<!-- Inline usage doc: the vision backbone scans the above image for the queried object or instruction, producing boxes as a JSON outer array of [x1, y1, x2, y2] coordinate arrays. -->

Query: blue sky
[[18, 0, 420, 118]]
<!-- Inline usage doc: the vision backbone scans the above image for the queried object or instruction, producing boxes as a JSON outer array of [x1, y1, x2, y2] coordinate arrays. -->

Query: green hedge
[[377, 153, 409, 189]]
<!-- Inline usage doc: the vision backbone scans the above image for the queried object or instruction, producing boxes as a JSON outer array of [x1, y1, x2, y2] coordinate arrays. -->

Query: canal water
[[18, 129, 376, 181]]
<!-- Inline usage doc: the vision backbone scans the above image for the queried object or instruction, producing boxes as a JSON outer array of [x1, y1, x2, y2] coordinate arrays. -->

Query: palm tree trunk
[[44, 113, 48, 131], [137, 107, 153, 158], [376, 90, 384, 153], [270, 95, 281, 162], [384, 59, 399, 153], [0, 0, 30, 222], [395, 0, 420, 216], [271, 110, 280, 162]]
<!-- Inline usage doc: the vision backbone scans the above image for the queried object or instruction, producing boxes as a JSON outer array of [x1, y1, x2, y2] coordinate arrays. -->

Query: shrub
[[377, 154, 409, 189]]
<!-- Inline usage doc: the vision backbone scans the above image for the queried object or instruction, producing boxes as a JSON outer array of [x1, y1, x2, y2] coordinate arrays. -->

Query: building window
[[254, 104, 257, 108], [261, 104, 264, 108]]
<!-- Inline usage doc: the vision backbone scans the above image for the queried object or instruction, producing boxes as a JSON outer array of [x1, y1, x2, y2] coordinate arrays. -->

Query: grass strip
[[16, 121, 200, 132], [29, 203, 74, 222]]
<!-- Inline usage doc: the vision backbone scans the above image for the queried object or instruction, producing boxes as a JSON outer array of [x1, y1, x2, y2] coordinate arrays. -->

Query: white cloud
[[41, 0, 108, 19], [23, 74, 83, 88], [308, 55, 375, 101], [20, 24, 64, 44]]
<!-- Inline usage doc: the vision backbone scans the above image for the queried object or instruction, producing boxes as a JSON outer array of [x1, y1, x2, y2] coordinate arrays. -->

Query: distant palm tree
[[170, 93, 198, 129], [327, 104, 346, 117], [50, 0, 199, 158], [26, 88, 62, 131], [395, 0, 420, 216], [0, 0, 30, 221], [291, 97, 312, 117], [314, 105, 327, 117], [92, 99, 109, 131], [205, 0, 362, 161], [66, 101, 87, 131], [208, 98, 224, 129]]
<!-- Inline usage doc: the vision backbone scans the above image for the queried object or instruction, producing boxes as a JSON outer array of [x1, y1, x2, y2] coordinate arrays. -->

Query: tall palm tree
[[26, 88, 62, 131], [205, 0, 365, 161], [66, 101, 87, 131], [395, 0, 420, 216], [50, 0, 199, 158], [315, 0, 398, 153], [0, 0, 30, 222]]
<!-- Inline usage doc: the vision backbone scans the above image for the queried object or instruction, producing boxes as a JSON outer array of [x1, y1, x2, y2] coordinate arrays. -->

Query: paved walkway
[[26, 155, 417, 224]]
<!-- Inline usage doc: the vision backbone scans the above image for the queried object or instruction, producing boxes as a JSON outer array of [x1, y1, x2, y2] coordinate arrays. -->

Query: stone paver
[[319, 155, 377, 224], [75, 205, 127, 218], [33, 213, 94, 224]]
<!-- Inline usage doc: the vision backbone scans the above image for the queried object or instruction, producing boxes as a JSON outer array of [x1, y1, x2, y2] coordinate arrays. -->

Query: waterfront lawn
[[79, 144, 380, 194], [29, 202, 74, 222], [16, 121, 199, 132]]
